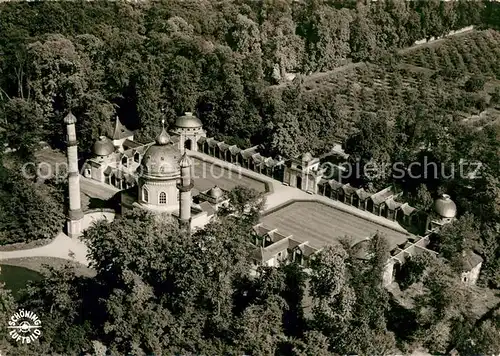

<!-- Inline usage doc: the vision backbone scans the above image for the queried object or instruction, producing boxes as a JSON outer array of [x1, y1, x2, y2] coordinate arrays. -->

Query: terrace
[[260, 200, 410, 251]]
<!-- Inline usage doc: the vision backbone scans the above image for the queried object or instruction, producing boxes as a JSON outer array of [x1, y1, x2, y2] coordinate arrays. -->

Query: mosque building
[[66, 111, 483, 287], [68, 112, 227, 235]]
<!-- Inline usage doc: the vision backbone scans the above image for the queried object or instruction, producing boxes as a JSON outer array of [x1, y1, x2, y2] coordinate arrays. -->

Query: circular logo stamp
[[7, 309, 42, 344]]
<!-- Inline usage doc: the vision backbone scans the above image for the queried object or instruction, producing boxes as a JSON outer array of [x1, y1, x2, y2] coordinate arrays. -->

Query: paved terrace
[[189, 150, 410, 236], [260, 201, 409, 250], [191, 157, 268, 194]]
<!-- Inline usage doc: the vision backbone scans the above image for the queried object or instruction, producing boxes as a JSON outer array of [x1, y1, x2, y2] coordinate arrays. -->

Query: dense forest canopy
[[0, 0, 491, 154], [2, 207, 498, 356]]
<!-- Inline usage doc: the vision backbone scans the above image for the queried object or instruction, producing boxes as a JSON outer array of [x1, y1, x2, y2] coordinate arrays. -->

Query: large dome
[[434, 194, 457, 218], [175, 112, 202, 129], [93, 136, 114, 156], [140, 128, 180, 177]]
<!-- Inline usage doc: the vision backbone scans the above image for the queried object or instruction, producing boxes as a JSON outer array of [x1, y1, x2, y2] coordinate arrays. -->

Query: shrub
[[439, 67, 462, 80], [489, 86, 500, 107], [465, 75, 486, 92]]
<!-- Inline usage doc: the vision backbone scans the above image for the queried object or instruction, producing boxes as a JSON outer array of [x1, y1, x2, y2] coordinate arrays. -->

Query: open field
[[260, 200, 410, 250]]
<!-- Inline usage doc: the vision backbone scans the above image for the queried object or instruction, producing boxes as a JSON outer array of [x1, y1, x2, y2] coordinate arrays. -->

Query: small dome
[[208, 185, 224, 199], [140, 144, 180, 177], [434, 194, 457, 218], [156, 127, 171, 145], [64, 112, 77, 125], [93, 136, 114, 156], [175, 112, 203, 129], [302, 152, 313, 162], [179, 152, 193, 168]]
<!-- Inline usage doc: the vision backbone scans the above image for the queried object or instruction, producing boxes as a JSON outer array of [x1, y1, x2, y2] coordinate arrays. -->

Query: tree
[[1, 98, 44, 159], [407, 184, 434, 212], [81, 208, 258, 353], [271, 112, 307, 158], [398, 253, 433, 290], [308, 237, 396, 355], [350, 5, 378, 62], [260, 11, 305, 82], [309, 245, 355, 343], [413, 257, 475, 353], [16, 265, 94, 355], [291, 331, 330, 356], [26, 34, 90, 147], [224, 185, 266, 225], [233, 295, 288, 355], [489, 86, 500, 108], [344, 112, 395, 164], [0, 166, 65, 244], [436, 213, 481, 266], [305, 6, 352, 71], [0, 282, 17, 353], [457, 319, 500, 355], [230, 14, 261, 56], [345, 234, 397, 356]]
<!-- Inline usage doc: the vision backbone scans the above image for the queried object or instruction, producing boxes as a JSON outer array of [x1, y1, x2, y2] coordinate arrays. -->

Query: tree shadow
[[88, 196, 119, 211], [387, 298, 419, 344]]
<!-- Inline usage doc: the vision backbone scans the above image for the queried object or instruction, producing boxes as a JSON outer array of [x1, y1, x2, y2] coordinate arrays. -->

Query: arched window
[[352, 195, 359, 208], [159, 192, 167, 204], [325, 184, 332, 198], [337, 188, 345, 203], [134, 152, 140, 163], [293, 247, 303, 265], [380, 203, 388, 218], [121, 156, 128, 167], [142, 187, 149, 203]]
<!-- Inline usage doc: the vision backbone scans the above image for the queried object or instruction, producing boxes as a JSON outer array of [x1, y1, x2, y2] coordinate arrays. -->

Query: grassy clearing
[[0, 256, 96, 277]]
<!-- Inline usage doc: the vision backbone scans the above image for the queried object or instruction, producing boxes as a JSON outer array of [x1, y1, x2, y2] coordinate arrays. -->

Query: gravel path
[[0, 232, 90, 266]]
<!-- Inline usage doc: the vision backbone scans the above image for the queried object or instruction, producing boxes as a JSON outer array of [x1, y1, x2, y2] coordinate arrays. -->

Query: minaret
[[177, 152, 193, 232], [64, 112, 84, 238]]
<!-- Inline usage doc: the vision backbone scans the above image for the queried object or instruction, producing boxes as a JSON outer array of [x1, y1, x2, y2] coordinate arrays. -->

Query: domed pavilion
[[171, 111, 206, 151], [136, 125, 182, 213]]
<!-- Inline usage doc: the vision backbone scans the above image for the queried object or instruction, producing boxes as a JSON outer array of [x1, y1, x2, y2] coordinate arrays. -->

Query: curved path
[[0, 212, 114, 266], [0, 232, 90, 266]]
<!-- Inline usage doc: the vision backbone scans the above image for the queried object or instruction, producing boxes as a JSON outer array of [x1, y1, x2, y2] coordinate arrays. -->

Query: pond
[[0, 265, 42, 299]]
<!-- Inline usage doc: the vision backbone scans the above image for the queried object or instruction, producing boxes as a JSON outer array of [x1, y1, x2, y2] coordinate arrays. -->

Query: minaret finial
[[155, 119, 170, 145]]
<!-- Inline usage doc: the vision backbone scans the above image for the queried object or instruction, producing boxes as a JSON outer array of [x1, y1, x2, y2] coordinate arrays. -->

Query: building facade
[[80, 112, 481, 287]]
